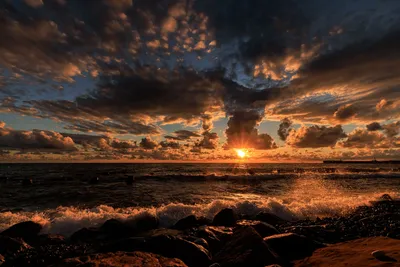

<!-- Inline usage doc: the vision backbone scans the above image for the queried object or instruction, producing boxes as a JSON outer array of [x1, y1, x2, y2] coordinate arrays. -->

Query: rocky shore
[[0, 194, 399, 267]]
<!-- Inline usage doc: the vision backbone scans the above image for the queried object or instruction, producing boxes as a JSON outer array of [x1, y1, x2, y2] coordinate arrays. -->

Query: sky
[[1, 0, 400, 162]]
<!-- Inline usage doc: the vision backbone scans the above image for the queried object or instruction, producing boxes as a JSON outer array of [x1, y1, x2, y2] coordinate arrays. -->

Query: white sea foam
[[0, 190, 398, 236]]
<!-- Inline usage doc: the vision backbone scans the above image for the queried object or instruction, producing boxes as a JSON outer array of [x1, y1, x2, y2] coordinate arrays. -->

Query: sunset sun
[[235, 149, 247, 159]]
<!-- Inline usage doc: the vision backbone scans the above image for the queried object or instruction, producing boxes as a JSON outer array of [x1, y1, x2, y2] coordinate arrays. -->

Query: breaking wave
[[0, 191, 398, 236]]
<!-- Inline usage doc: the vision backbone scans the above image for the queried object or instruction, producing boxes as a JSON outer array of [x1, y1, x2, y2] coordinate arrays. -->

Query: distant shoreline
[[323, 160, 400, 164]]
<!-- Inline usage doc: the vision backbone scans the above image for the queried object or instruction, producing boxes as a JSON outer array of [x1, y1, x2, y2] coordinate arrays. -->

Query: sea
[[0, 163, 399, 236]]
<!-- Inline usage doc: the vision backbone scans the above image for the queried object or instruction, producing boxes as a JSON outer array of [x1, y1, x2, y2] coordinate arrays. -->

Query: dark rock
[[58, 251, 188, 267], [70, 227, 101, 243], [33, 234, 66, 246], [196, 227, 223, 254], [21, 178, 33, 186], [379, 194, 393, 201], [0, 236, 31, 256], [128, 213, 159, 233], [209, 264, 221, 267], [100, 219, 134, 238], [0, 221, 42, 241], [101, 235, 211, 267], [213, 209, 238, 227], [264, 233, 325, 261], [283, 225, 338, 244], [125, 176, 134, 185], [184, 236, 210, 251], [237, 220, 279, 238], [214, 226, 277, 267], [0, 254, 4, 265], [255, 212, 286, 226], [173, 215, 211, 230], [89, 177, 99, 184]]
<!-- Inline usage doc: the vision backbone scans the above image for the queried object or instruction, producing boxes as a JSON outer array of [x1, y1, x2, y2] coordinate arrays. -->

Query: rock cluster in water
[[0, 195, 399, 267]]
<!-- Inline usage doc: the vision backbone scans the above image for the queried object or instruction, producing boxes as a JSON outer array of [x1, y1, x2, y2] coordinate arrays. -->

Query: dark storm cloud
[[160, 141, 181, 149], [0, 121, 76, 151], [366, 122, 383, 131], [225, 110, 277, 150], [286, 125, 347, 148], [277, 118, 293, 141], [165, 129, 201, 141], [140, 137, 159, 150], [337, 128, 398, 149]]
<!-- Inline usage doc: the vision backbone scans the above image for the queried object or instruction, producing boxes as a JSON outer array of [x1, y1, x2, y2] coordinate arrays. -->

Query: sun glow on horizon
[[235, 149, 247, 159]]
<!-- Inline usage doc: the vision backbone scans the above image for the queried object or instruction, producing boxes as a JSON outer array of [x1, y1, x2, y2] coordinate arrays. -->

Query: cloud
[[0, 121, 77, 151], [225, 110, 277, 149], [337, 128, 396, 149], [277, 118, 293, 141], [160, 141, 181, 149], [366, 122, 383, 131], [286, 125, 347, 148], [140, 137, 159, 150], [195, 131, 219, 150], [165, 130, 201, 141]]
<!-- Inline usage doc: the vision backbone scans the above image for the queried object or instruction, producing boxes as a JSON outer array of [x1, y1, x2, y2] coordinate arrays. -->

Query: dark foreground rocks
[[57, 251, 188, 267], [0, 194, 398, 267]]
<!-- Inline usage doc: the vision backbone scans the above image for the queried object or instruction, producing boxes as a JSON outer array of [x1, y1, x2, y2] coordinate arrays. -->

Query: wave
[[1, 191, 398, 237]]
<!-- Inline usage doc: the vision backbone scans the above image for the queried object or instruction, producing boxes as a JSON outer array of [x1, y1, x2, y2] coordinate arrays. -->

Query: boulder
[[128, 213, 159, 233], [100, 219, 134, 238], [213, 209, 238, 227], [0, 221, 42, 241], [0, 236, 31, 256], [0, 254, 4, 265], [33, 234, 66, 246], [58, 251, 188, 267], [70, 227, 101, 243], [173, 215, 211, 230], [255, 212, 286, 226], [196, 227, 223, 254], [236, 220, 279, 238], [214, 226, 277, 267], [264, 233, 324, 261], [101, 235, 211, 267]]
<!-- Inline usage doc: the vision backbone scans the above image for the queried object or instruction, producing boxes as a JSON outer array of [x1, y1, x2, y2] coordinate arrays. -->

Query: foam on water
[[0, 190, 398, 236]]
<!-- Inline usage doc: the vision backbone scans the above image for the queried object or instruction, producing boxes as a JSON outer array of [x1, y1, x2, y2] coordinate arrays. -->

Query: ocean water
[[0, 163, 399, 236]]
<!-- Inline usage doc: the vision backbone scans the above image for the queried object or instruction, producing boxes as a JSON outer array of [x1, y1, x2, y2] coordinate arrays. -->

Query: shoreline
[[0, 194, 399, 266]]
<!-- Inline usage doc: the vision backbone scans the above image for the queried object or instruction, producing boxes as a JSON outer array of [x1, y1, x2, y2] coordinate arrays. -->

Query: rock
[[89, 177, 99, 184], [213, 209, 238, 227], [264, 233, 324, 261], [100, 219, 134, 238], [70, 227, 101, 243], [33, 234, 65, 246], [0, 254, 4, 265], [196, 227, 223, 254], [101, 235, 211, 267], [125, 176, 134, 185], [209, 264, 221, 267], [21, 178, 33, 186], [371, 250, 385, 258], [255, 212, 286, 226], [214, 226, 277, 267], [58, 251, 188, 266], [128, 213, 159, 233], [378, 194, 393, 201], [0, 221, 42, 241], [173, 215, 211, 230], [0, 236, 31, 256], [237, 220, 279, 238], [184, 237, 209, 251]]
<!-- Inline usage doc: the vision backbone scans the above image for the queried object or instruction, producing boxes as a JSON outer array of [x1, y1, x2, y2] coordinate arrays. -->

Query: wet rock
[[214, 226, 277, 267], [0, 221, 42, 242], [209, 264, 220, 267], [100, 219, 134, 238], [129, 213, 159, 233], [184, 237, 209, 251], [21, 178, 33, 186], [0, 236, 31, 256], [0, 254, 4, 265], [255, 212, 286, 226], [173, 215, 211, 230], [33, 234, 66, 246], [378, 194, 393, 201], [101, 235, 211, 267], [196, 227, 223, 254], [89, 177, 99, 184], [264, 233, 324, 261], [283, 225, 338, 244], [125, 176, 134, 185], [57, 251, 188, 267], [237, 220, 279, 238], [213, 209, 238, 227], [70, 227, 101, 243]]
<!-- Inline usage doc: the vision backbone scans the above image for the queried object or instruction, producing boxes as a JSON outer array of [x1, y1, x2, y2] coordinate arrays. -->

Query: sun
[[235, 149, 247, 159]]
